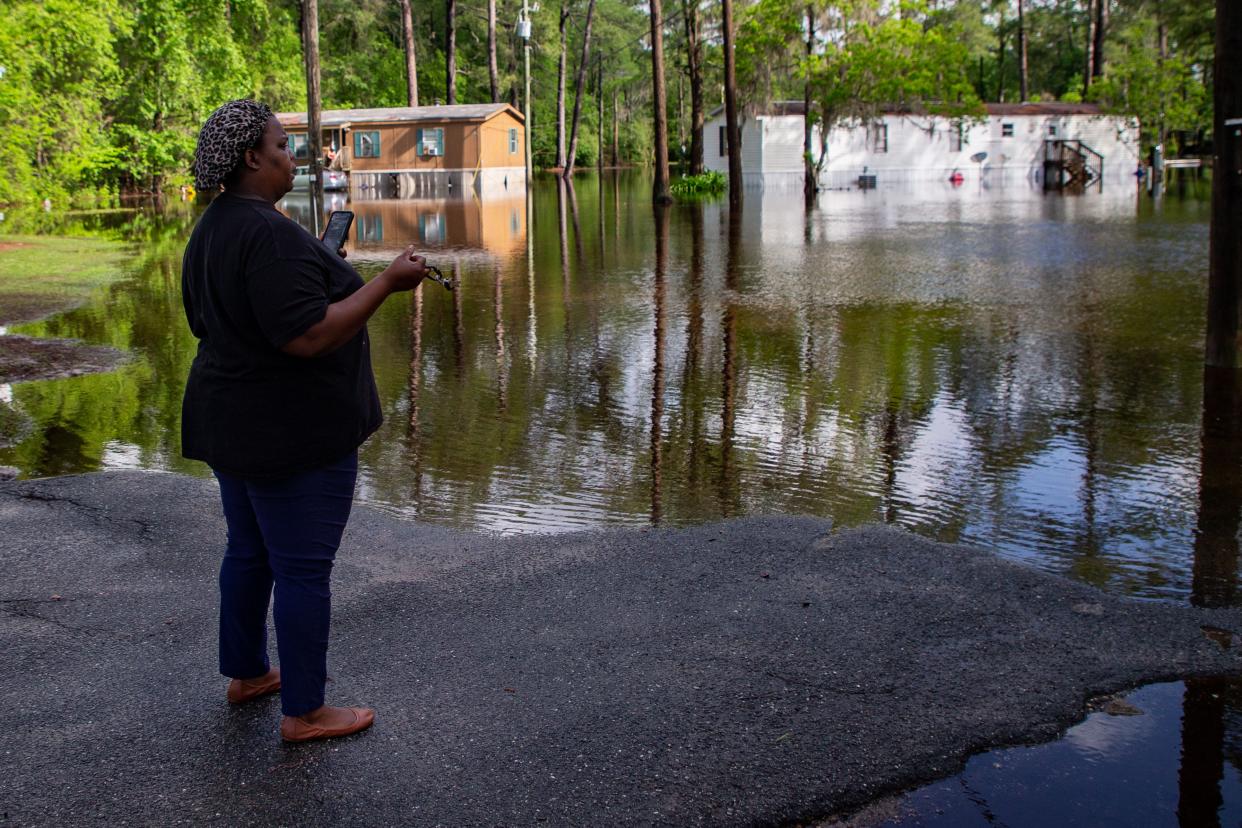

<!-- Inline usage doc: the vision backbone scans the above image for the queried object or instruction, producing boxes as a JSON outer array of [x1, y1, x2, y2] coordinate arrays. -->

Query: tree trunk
[[995, 8, 1006, 103], [1083, 0, 1098, 98], [1093, 0, 1108, 78], [446, 0, 457, 104], [683, 0, 704, 175], [488, 0, 500, 102], [803, 4, 815, 204], [612, 87, 620, 167], [1018, 0, 1028, 101], [302, 0, 324, 228], [1158, 2, 1168, 149], [1204, 0, 1242, 367], [677, 73, 685, 161], [556, 1, 569, 169], [564, 0, 597, 177], [650, 0, 672, 202], [597, 58, 604, 171], [400, 0, 418, 106], [722, 0, 742, 206]]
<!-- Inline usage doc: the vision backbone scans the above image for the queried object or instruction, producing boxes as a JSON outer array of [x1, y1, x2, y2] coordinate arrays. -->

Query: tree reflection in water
[[3, 170, 1240, 822], [1179, 366, 1242, 827], [651, 203, 668, 524]]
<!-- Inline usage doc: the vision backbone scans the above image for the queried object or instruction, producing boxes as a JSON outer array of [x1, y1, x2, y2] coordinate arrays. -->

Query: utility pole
[[1205, 0, 1242, 367], [301, 0, 323, 233], [722, 0, 742, 207], [520, 0, 533, 181]]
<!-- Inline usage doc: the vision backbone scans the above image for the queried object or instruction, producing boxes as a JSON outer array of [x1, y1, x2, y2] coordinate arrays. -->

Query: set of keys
[[423, 264, 457, 291]]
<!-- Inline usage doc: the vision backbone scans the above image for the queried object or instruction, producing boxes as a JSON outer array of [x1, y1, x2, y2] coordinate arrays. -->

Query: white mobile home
[[702, 102, 1142, 189]]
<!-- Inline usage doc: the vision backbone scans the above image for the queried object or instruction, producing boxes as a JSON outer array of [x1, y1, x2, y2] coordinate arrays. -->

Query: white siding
[[700, 110, 1142, 188], [819, 112, 1141, 188], [702, 115, 765, 175], [760, 116, 810, 172], [704, 114, 726, 173]]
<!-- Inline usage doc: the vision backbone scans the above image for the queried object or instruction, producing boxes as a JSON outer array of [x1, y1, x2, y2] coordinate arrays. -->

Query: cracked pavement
[[2, 470, 1241, 826]]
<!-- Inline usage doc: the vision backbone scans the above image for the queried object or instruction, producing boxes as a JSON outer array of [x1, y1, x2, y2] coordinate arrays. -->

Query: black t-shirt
[[180, 192, 382, 479]]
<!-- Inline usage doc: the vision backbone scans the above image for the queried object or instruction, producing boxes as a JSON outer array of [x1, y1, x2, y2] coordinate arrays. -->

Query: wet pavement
[[2, 470, 1241, 826]]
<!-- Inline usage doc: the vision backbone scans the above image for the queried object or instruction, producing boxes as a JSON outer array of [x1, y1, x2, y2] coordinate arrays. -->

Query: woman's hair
[[191, 100, 275, 192]]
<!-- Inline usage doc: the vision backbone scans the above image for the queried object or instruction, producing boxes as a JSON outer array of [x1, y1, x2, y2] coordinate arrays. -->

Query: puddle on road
[[830, 678, 1242, 827]]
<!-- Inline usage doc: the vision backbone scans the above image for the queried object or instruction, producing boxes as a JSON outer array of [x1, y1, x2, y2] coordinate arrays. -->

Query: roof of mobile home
[[708, 101, 1107, 118], [277, 103, 524, 128]]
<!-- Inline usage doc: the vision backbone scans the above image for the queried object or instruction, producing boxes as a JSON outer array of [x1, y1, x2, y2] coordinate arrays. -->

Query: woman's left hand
[[337, 246, 347, 259]]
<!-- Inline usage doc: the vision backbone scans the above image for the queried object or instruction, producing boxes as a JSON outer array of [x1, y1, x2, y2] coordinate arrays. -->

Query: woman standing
[[182, 100, 426, 742]]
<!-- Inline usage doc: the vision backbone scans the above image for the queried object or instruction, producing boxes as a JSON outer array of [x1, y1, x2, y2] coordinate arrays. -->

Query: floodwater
[[855, 678, 1242, 827], [2, 171, 1239, 823], [2, 172, 1226, 603]]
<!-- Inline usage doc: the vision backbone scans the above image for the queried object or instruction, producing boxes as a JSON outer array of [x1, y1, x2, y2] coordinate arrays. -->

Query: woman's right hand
[[380, 245, 427, 292]]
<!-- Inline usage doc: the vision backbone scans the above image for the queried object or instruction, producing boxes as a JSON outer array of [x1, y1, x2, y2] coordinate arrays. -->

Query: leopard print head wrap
[[191, 100, 275, 191]]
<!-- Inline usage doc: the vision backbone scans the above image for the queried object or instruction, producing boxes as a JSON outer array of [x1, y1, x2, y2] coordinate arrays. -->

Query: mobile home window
[[508, 128, 518, 153], [353, 130, 381, 158], [290, 133, 310, 160], [949, 124, 964, 152], [719, 125, 726, 157], [1001, 122, 1015, 137], [420, 212, 444, 243], [417, 128, 445, 156], [1048, 124, 1058, 136], [357, 214, 384, 242], [872, 123, 888, 153]]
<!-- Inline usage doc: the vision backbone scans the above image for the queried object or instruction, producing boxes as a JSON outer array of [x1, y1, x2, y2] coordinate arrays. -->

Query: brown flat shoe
[[281, 706, 374, 743], [227, 668, 281, 704]]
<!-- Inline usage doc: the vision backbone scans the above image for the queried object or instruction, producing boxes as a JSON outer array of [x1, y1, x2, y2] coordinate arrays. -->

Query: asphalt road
[[2, 471, 1240, 826]]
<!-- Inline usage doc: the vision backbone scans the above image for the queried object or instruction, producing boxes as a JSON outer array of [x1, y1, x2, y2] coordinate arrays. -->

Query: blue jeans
[[213, 452, 358, 716]]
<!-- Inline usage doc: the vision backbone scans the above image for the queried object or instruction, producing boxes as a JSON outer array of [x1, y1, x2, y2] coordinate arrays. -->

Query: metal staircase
[[1043, 139, 1104, 191]]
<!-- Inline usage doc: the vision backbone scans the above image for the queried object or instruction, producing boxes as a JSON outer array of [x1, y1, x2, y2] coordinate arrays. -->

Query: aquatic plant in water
[[670, 171, 727, 198]]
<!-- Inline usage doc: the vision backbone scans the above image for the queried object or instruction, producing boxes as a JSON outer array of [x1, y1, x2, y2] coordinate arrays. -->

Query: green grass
[[0, 235, 133, 324], [0, 235, 132, 296]]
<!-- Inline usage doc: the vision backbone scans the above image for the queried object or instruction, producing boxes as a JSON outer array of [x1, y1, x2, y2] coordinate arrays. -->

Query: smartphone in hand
[[321, 210, 354, 252]]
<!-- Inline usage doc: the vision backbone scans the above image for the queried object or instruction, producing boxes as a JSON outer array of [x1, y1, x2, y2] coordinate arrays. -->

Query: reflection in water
[[720, 206, 741, 518], [1176, 369, 1242, 826], [1193, 367, 1242, 609], [0, 173, 1225, 593], [4, 170, 1242, 825], [278, 193, 528, 262], [876, 678, 1242, 827], [451, 257, 465, 378], [1179, 677, 1230, 828], [494, 261, 508, 411], [651, 205, 668, 524], [407, 284, 424, 505]]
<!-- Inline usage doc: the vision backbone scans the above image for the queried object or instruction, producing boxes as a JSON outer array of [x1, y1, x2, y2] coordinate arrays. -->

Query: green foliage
[[0, 0, 1216, 200], [669, 170, 726, 197], [0, 0, 125, 206], [1089, 17, 1209, 153]]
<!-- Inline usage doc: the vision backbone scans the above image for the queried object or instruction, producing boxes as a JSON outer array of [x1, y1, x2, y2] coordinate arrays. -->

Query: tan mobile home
[[278, 104, 527, 198]]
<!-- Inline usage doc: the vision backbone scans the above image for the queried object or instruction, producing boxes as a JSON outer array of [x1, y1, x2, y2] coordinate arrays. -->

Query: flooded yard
[[1, 171, 1238, 823], [1, 173, 1220, 602]]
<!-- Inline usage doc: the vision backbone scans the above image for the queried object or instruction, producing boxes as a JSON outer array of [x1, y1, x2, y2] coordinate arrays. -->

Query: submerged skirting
[[351, 167, 528, 199]]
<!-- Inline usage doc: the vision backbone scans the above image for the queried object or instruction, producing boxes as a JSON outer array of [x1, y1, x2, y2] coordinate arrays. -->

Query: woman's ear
[[243, 147, 263, 171]]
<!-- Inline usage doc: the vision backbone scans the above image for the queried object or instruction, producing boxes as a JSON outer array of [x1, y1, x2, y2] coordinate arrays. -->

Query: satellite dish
[[970, 151, 988, 164]]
